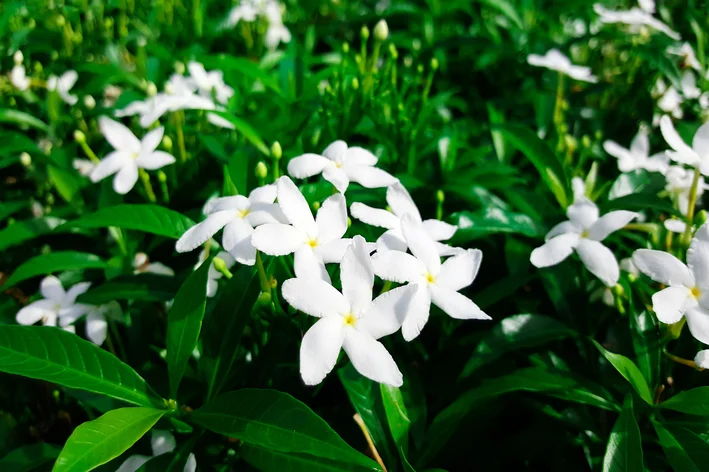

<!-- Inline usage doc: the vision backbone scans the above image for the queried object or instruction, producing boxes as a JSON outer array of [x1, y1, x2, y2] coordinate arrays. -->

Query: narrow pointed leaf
[[77, 274, 180, 305], [593, 341, 653, 405], [602, 396, 643, 472], [62, 204, 194, 239], [0, 216, 66, 251], [381, 384, 415, 470], [653, 421, 709, 472], [240, 444, 382, 472], [661, 387, 709, 415], [0, 109, 50, 132], [3, 251, 114, 289], [0, 443, 61, 472]]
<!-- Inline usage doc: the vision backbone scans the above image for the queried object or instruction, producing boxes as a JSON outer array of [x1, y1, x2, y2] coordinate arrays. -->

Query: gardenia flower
[[603, 125, 668, 173], [252, 176, 352, 281], [593, 3, 680, 40], [10, 65, 30, 91], [16, 276, 91, 330], [351, 182, 459, 255], [530, 199, 638, 287], [176, 184, 286, 265], [372, 214, 490, 341], [117, 429, 196, 472], [90, 117, 176, 194], [659, 115, 709, 175], [133, 252, 175, 276], [632, 223, 709, 342], [47, 70, 78, 105], [287, 140, 398, 193], [194, 249, 236, 297], [526, 49, 597, 83], [282, 236, 416, 386]]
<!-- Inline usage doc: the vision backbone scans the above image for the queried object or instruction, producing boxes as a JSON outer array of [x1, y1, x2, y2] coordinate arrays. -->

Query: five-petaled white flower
[[176, 184, 285, 265], [530, 199, 638, 287], [372, 214, 490, 341], [603, 125, 668, 173], [89, 117, 176, 194], [116, 429, 196, 472], [282, 236, 416, 386], [632, 223, 709, 345], [288, 140, 398, 193], [527, 49, 597, 83], [252, 176, 353, 281], [351, 182, 459, 255], [47, 70, 78, 105], [133, 252, 175, 276], [16, 276, 91, 331], [660, 115, 709, 175], [593, 3, 680, 40]]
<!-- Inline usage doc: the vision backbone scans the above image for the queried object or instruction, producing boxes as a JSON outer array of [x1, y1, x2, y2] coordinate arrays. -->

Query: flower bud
[[417, 64, 424, 74], [430, 57, 439, 71], [361, 25, 370, 41], [373, 20, 389, 42], [174, 61, 186, 75], [412, 39, 421, 51], [351, 77, 360, 90], [697, 210, 708, 226], [157, 171, 167, 183], [255, 161, 268, 179], [611, 283, 624, 297], [581, 134, 591, 148], [347, 217, 352, 228], [162, 135, 173, 151], [146, 81, 158, 97], [436, 189, 445, 203], [312, 201, 321, 211], [213, 257, 233, 279], [388, 43, 398, 60], [342, 42, 350, 54], [257, 292, 272, 305], [20, 152, 31, 167], [137, 36, 147, 48], [73, 130, 86, 144], [271, 141, 282, 160], [13, 50, 23, 65], [47, 194, 55, 206], [83, 95, 96, 109], [56, 15, 66, 27]]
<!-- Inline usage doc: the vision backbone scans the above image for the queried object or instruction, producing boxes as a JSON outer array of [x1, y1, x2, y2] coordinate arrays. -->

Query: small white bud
[[373, 20, 389, 42], [83, 95, 96, 109], [20, 152, 32, 167], [13, 50, 23, 64]]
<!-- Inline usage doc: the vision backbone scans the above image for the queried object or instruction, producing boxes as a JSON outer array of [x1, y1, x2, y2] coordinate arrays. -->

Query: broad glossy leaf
[[459, 314, 574, 378], [166, 258, 211, 399], [602, 396, 643, 472], [594, 341, 653, 405], [202, 265, 260, 400], [192, 389, 379, 469], [609, 170, 664, 200], [0, 216, 65, 251], [48, 165, 84, 207], [209, 111, 270, 155], [653, 421, 709, 472], [0, 108, 50, 132], [77, 274, 179, 305], [240, 444, 381, 472], [3, 251, 114, 289], [53, 407, 165, 472], [0, 443, 61, 472], [63, 204, 195, 239], [601, 194, 681, 218], [450, 208, 541, 242], [381, 384, 415, 470], [0, 326, 162, 407], [661, 387, 709, 415], [628, 309, 661, 391]]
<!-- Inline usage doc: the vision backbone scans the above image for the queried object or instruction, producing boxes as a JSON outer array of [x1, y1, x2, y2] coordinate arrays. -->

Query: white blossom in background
[[133, 252, 175, 276], [632, 223, 709, 344], [252, 176, 353, 281], [526, 49, 597, 83], [15, 276, 91, 331], [194, 249, 236, 297], [593, 2, 680, 40], [80, 302, 122, 346], [668, 43, 702, 71], [603, 125, 669, 173], [47, 70, 78, 105], [351, 182, 460, 255], [655, 81, 684, 120], [373, 215, 490, 341], [530, 199, 638, 287], [72, 159, 95, 177], [680, 71, 702, 100], [288, 140, 398, 193], [659, 115, 709, 175], [188, 62, 234, 105], [89, 117, 176, 194], [223, 0, 292, 50], [10, 65, 30, 91], [176, 184, 286, 265], [282, 236, 415, 386], [116, 430, 196, 472], [664, 165, 707, 215]]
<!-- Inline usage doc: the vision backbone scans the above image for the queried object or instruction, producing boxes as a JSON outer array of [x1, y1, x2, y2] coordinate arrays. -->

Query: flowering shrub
[[2, 0, 709, 471]]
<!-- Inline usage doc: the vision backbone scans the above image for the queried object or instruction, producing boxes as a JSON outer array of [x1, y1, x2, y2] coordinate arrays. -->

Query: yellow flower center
[[581, 230, 590, 238], [131, 152, 139, 160], [692, 286, 702, 299], [343, 313, 356, 327], [335, 162, 343, 168], [425, 272, 436, 284], [238, 208, 250, 218], [307, 238, 318, 248]]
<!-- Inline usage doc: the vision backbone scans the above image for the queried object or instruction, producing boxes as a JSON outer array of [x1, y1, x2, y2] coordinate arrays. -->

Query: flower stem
[[682, 167, 702, 246], [255, 251, 271, 295], [664, 350, 704, 371], [380, 280, 392, 294], [353, 413, 387, 472], [79, 141, 100, 163], [138, 168, 157, 203], [174, 111, 187, 162]]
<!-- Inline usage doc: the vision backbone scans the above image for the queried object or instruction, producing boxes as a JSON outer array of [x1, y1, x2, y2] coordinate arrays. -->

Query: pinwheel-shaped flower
[[16, 276, 91, 330], [176, 184, 285, 265], [252, 176, 352, 281], [633, 223, 709, 343], [603, 125, 669, 173], [351, 182, 459, 255], [593, 2, 680, 40], [47, 70, 78, 105], [527, 49, 597, 83], [373, 215, 490, 341], [90, 117, 176, 194], [287, 140, 397, 193], [660, 115, 709, 175], [530, 199, 638, 287], [282, 236, 416, 386], [117, 430, 196, 472]]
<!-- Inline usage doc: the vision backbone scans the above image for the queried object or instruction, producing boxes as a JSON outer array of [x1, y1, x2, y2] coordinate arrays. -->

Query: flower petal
[[204, 196, 246, 214], [630, 128, 649, 158], [282, 278, 349, 317], [377, 229, 408, 253], [688, 223, 709, 288], [386, 183, 421, 220], [316, 193, 348, 243], [249, 184, 277, 203], [99, 116, 141, 153], [350, 203, 399, 229], [401, 284, 431, 341], [574, 239, 619, 287], [176, 211, 235, 253], [116, 455, 151, 472], [693, 122, 709, 158], [695, 350, 709, 369], [685, 305, 709, 344], [287, 154, 331, 178], [660, 114, 695, 156], [113, 162, 139, 194], [223, 219, 256, 265], [530, 233, 580, 268], [632, 249, 694, 286], [294, 247, 330, 282], [247, 203, 288, 226], [566, 200, 599, 229], [588, 210, 638, 241], [422, 219, 457, 241], [300, 316, 346, 386], [372, 249, 425, 283], [341, 236, 374, 314], [140, 126, 164, 153], [64, 282, 92, 305], [151, 429, 177, 456], [85, 312, 108, 346], [401, 214, 441, 275], [251, 223, 305, 256], [144, 262, 175, 276], [16, 300, 56, 325], [345, 146, 378, 166], [545, 220, 580, 241], [437, 249, 483, 291], [358, 284, 417, 339], [430, 285, 490, 320], [136, 151, 175, 171], [89, 151, 132, 183], [345, 165, 398, 189], [322, 166, 350, 193], [603, 140, 632, 162], [184, 454, 197, 472], [322, 140, 347, 162], [314, 238, 352, 264], [276, 176, 317, 235], [40, 275, 65, 301], [342, 328, 402, 386], [652, 286, 694, 324]]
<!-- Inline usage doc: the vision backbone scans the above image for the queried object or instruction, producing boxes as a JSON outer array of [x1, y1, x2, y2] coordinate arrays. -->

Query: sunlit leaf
[[602, 396, 643, 472]]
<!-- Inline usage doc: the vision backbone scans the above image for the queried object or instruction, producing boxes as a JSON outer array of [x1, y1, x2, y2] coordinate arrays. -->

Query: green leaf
[[3, 251, 114, 289], [48, 165, 84, 207], [0, 200, 28, 222], [0, 326, 162, 407], [77, 274, 179, 305], [661, 387, 709, 415], [201, 54, 283, 96], [240, 444, 381, 472], [381, 384, 416, 471], [653, 421, 709, 472], [0, 216, 65, 251], [53, 407, 165, 472], [459, 314, 575, 378], [628, 309, 661, 391], [593, 341, 653, 405], [450, 208, 541, 242], [601, 194, 681, 218], [192, 389, 379, 469], [202, 266, 260, 400], [0, 443, 61, 472], [495, 123, 569, 207], [602, 396, 643, 472], [477, 0, 523, 29], [609, 170, 665, 200], [62, 204, 195, 239], [209, 111, 271, 156], [166, 258, 211, 399], [0, 109, 50, 132]]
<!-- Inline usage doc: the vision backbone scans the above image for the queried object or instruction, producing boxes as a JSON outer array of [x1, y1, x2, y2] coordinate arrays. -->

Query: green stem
[[255, 251, 271, 295], [80, 141, 100, 163], [138, 168, 157, 203], [682, 167, 701, 247], [553, 71, 565, 149], [174, 111, 187, 162]]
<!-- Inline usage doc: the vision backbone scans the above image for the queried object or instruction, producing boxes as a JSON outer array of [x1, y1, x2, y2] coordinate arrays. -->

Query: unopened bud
[[20, 152, 32, 167], [137, 36, 147, 47], [162, 135, 173, 151], [564, 135, 578, 152], [611, 284, 624, 297], [157, 171, 167, 183], [342, 42, 350, 54], [351, 77, 360, 90], [73, 130, 86, 144], [436, 189, 445, 203], [13, 50, 23, 64], [312, 201, 321, 211], [430, 57, 439, 71], [581, 134, 591, 148], [697, 210, 708, 226], [255, 161, 268, 179], [174, 61, 185, 75], [412, 39, 421, 51], [361, 25, 370, 41], [47, 194, 55, 206], [373, 20, 389, 42], [347, 217, 352, 228], [212, 257, 233, 279], [56, 15, 66, 27], [146, 82, 158, 96], [388, 44, 398, 60], [417, 64, 424, 74], [83, 95, 96, 109], [257, 292, 272, 305], [271, 141, 282, 160]]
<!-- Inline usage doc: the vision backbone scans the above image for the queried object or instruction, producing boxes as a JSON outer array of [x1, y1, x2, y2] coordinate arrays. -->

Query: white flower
[[116, 430, 196, 472], [638, 0, 655, 13], [81, 301, 122, 346], [593, 3, 680, 40], [133, 253, 175, 276], [659, 115, 709, 175], [602, 125, 669, 173], [47, 70, 78, 105], [681, 71, 702, 100], [252, 176, 353, 281], [188, 62, 234, 105], [351, 182, 459, 255], [194, 249, 236, 297], [664, 165, 707, 215], [10, 65, 30, 91], [526, 49, 597, 83], [372, 214, 490, 341], [664, 219, 687, 234], [668, 43, 702, 71], [620, 257, 639, 276], [530, 199, 638, 287], [73, 159, 95, 177], [176, 184, 285, 265], [657, 86, 684, 119], [287, 140, 398, 193], [282, 236, 416, 386], [16, 276, 91, 330], [89, 117, 176, 194], [222, 0, 291, 49], [632, 223, 709, 343], [223, 0, 260, 28]]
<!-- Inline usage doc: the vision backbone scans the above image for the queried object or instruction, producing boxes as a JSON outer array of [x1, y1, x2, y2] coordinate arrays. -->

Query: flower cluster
[[221, 0, 291, 50]]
